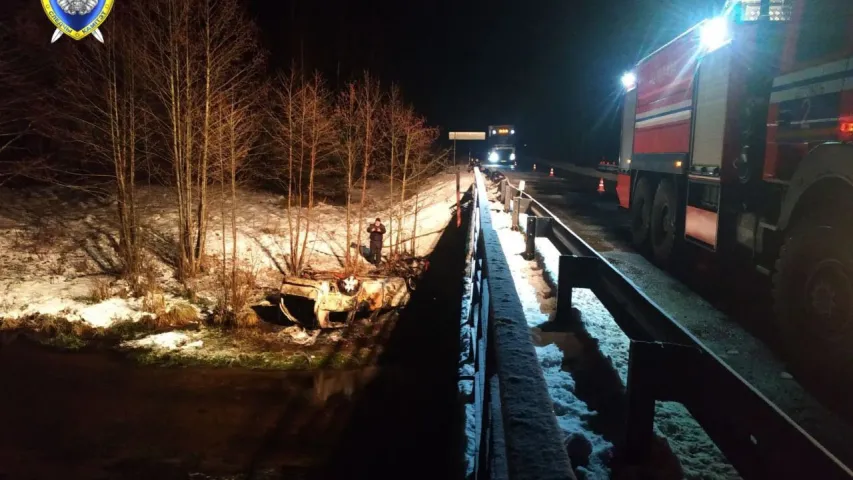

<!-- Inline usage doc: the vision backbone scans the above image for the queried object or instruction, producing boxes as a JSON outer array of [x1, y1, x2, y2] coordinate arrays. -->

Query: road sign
[[449, 132, 486, 141]]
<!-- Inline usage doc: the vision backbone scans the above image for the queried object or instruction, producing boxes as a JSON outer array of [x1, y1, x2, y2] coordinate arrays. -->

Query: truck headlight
[[489, 151, 499, 163], [510, 153, 516, 161]]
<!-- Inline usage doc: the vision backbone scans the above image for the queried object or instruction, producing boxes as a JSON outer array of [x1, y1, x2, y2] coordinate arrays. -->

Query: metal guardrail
[[491, 175, 853, 480], [458, 169, 575, 480]]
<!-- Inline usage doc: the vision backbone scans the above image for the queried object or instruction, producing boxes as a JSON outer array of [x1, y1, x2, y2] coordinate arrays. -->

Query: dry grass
[[142, 291, 167, 316], [212, 265, 260, 328], [87, 278, 112, 303], [0, 316, 23, 331], [235, 309, 260, 328], [129, 254, 161, 297], [160, 303, 199, 327]]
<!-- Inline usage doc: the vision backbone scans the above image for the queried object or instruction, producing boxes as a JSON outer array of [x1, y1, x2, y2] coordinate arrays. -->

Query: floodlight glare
[[700, 16, 731, 52], [621, 71, 637, 90]]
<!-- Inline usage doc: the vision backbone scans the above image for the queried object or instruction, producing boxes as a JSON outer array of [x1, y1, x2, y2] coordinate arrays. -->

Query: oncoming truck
[[486, 125, 517, 168], [616, 0, 853, 370]]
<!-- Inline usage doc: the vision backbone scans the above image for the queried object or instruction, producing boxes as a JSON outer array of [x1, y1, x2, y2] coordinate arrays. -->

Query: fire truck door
[[685, 45, 733, 249]]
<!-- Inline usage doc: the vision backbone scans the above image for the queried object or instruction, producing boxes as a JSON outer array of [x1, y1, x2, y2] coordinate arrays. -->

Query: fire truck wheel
[[630, 177, 654, 248], [650, 178, 677, 264], [773, 218, 853, 372]]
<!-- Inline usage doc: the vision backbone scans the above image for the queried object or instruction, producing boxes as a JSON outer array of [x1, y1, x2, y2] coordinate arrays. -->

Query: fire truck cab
[[617, 0, 853, 369]]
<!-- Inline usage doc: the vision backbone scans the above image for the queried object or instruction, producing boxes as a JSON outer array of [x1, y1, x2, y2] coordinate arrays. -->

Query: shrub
[[213, 266, 259, 329], [88, 278, 112, 303], [142, 291, 167, 316], [161, 303, 199, 326]]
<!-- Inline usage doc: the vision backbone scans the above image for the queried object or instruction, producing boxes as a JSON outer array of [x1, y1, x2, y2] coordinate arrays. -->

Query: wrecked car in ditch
[[279, 257, 429, 329]]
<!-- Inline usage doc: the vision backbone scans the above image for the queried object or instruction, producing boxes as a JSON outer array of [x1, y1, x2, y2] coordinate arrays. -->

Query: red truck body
[[616, 0, 853, 370]]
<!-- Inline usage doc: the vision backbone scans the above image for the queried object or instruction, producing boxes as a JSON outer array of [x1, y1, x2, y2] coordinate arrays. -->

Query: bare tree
[[383, 85, 405, 257], [393, 111, 435, 253], [354, 72, 382, 269], [406, 135, 444, 253], [214, 87, 260, 324], [137, 0, 263, 280], [53, 9, 144, 275], [272, 71, 336, 276], [335, 82, 360, 273], [0, 9, 54, 186]]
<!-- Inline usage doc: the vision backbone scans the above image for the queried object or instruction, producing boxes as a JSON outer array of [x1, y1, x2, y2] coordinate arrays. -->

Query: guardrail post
[[556, 255, 599, 323], [512, 198, 531, 231], [498, 179, 507, 202], [524, 216, 537, 260], [503, 187, 512, 212], [623, 341, 659, 466]]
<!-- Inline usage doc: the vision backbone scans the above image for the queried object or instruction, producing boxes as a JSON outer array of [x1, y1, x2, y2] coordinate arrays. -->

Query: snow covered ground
[[497, 204, 739, 479], [489, 201, 612, 479], [0, 172, 470, 334]]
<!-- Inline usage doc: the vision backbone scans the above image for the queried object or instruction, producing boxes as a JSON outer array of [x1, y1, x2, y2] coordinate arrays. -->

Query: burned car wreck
[[279, 257, 429, 328]]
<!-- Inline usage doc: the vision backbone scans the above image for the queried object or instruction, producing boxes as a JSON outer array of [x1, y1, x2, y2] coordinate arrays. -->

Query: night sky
[[249, 0, 722, 162]]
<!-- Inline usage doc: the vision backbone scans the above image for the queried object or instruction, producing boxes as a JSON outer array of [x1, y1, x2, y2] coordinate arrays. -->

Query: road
[[502, 168, 853, 470]]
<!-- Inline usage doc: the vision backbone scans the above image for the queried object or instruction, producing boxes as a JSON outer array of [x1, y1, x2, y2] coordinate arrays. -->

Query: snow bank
[[0, 279, 154, 328], [79, 298, 148, 328], [490, 198, 612, 478], [0, 173, 470, 328], [525, 218, 739, 479], [124, 331, 204, 351]]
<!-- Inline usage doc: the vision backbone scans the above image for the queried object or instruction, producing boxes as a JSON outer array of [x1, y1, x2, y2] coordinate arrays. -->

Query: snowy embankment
[[0, 173, 469, 337], [515, 211, 740, 480]]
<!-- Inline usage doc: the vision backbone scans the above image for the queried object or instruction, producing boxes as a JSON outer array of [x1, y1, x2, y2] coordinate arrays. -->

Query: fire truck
[[616, 0, 853, 367]]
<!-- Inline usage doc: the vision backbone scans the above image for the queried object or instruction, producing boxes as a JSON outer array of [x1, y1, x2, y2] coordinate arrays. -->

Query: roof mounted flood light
[[621, 71, 637, 91], [700, 16, 731, 52]]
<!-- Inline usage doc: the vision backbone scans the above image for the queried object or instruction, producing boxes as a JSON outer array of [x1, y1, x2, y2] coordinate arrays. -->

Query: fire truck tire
[[773, 216, 853, 373], [650, 178, 677, 264], [630, 177, 654, 248]]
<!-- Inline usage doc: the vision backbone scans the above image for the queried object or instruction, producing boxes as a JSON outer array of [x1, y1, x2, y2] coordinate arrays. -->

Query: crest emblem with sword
[[41, 0, 115, 44]]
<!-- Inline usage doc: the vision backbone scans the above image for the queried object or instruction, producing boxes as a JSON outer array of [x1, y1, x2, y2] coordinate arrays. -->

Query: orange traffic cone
[[597, 178, 605, 193], [549, 168, 554, 177]]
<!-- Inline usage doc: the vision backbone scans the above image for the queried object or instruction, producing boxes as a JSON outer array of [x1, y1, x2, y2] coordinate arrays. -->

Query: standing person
[[367, 218, 386, 265]]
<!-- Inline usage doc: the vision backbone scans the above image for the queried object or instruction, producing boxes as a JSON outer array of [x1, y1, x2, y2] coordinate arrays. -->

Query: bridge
[[457, 167, 853, 479]]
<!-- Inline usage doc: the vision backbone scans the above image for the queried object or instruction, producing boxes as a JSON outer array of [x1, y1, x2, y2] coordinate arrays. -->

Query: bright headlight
[[510, 153, 516, 161], [489, 151, 499, 163], [700, 16, 731, 52]]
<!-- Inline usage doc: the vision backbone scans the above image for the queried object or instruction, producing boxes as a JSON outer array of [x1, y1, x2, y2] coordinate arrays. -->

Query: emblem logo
[[41, 0, 115, 44]]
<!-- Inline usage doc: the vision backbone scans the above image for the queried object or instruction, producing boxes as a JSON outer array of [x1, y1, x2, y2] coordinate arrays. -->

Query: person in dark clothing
[[367, 218, 386, 265]]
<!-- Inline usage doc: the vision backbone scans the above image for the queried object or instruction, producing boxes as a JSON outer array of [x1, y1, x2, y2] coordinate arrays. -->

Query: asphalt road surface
[[502, 168, 853, 470]]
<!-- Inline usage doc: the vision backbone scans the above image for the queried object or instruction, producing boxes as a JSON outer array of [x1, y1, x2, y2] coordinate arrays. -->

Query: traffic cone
[[549, 168, 554, 177], [597, 178, 605, 193]]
